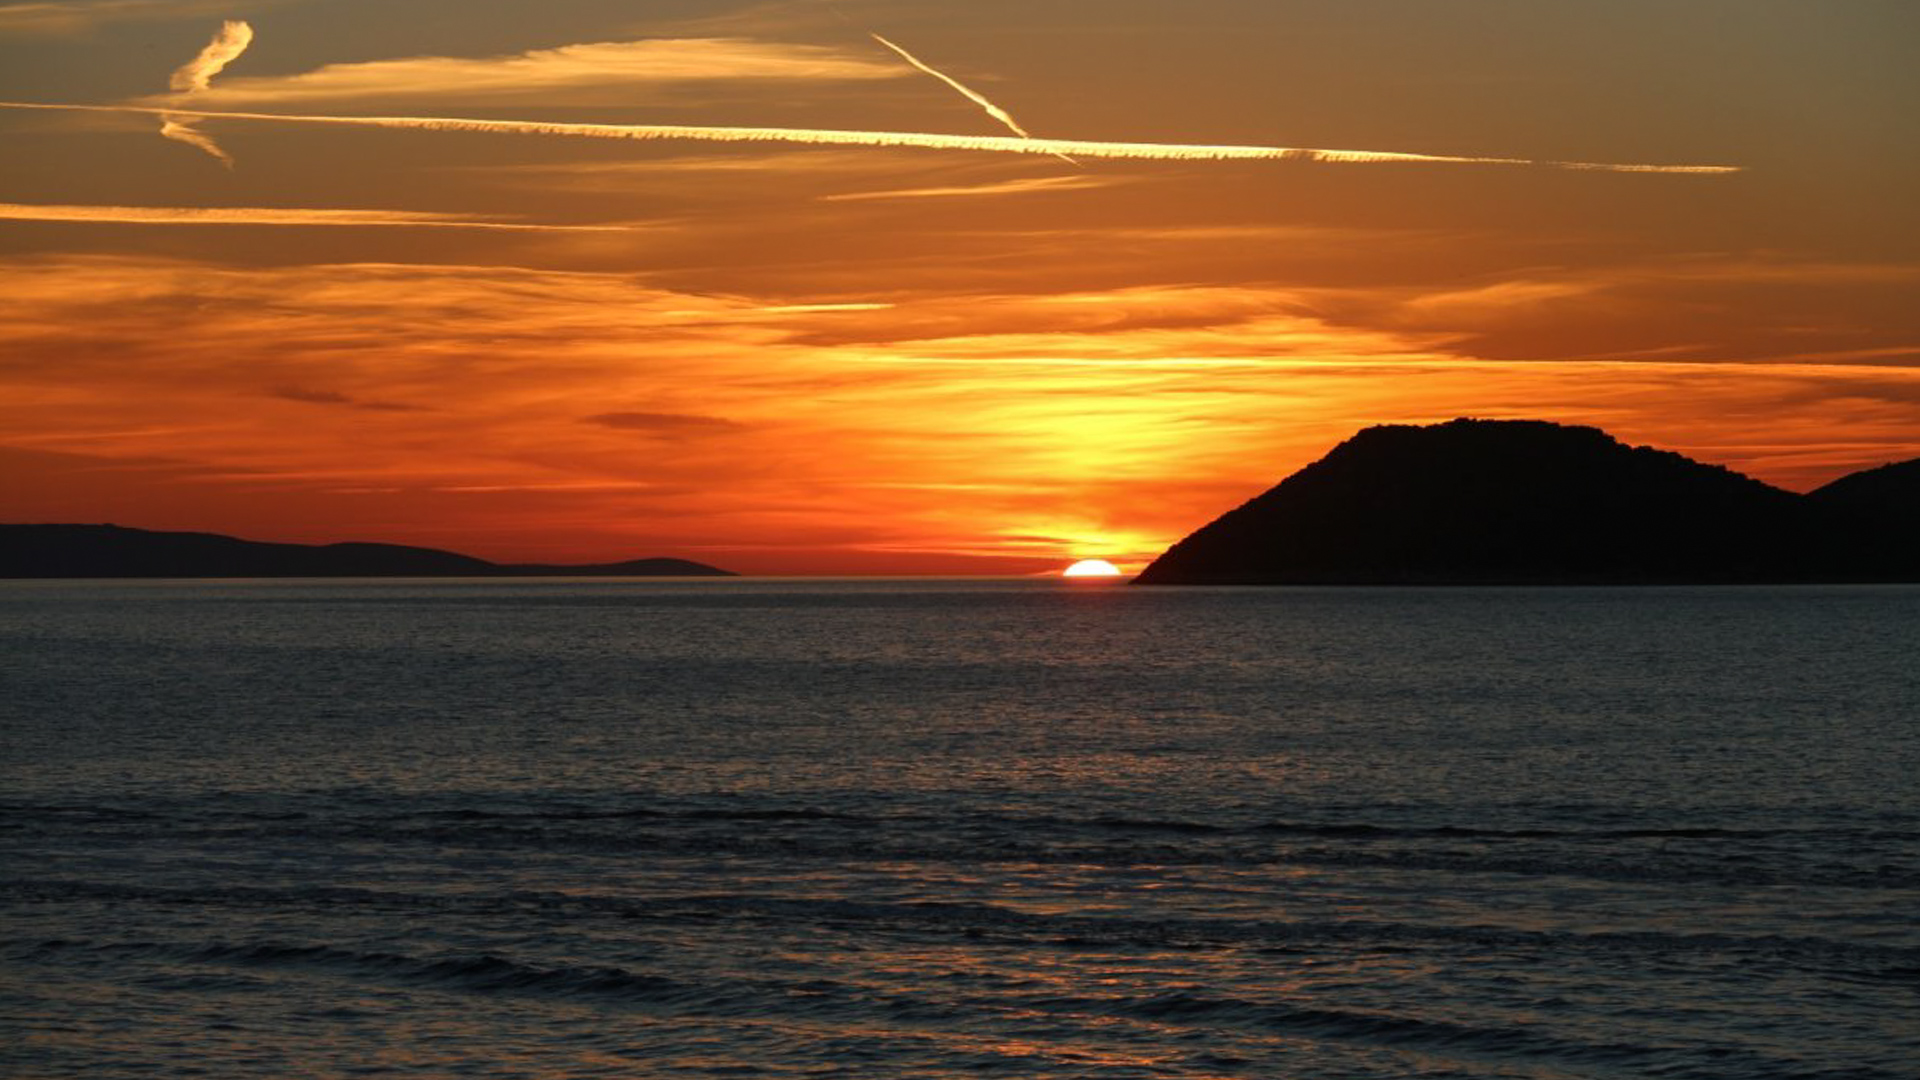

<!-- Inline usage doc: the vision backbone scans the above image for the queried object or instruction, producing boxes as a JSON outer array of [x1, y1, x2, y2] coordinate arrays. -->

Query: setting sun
[[1062, 559, 1124, 579]]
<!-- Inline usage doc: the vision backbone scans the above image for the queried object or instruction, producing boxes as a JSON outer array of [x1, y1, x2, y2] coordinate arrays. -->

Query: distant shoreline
[[0, 523, 735, 579]]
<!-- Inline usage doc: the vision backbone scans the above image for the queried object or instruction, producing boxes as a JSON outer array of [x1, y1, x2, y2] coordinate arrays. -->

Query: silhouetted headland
[[1134, 419, 1920, 585], [0, 524, 734, 579]]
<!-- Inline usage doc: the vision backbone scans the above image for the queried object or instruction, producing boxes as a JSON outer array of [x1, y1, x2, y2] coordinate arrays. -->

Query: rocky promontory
[[1134, 419, 1920, 585]]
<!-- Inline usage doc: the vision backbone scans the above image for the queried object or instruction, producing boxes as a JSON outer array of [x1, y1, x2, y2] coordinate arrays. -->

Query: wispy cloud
[[159, 19, 250, 165], [0, 202, 629, 231], [156, 116, 233, 165], [0, 100, 1744, 172], [822, 174, 1116, 201], [270, 387, 424, 412], [168, 18, 250, 92], [166, 38, 905, 108], [1756, 345, 1920, 365], [1375, 258, 1920, 336], [1396, 280, 1603, 323], [153, 115, 222, 163], [583, 411, 746, 435]]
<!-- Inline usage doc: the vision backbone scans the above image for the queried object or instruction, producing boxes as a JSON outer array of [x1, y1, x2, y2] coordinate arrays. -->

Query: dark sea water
[[2, 578, 1916, 1079]]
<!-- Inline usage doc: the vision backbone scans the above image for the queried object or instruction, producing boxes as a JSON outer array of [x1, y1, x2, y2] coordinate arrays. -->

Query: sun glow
[[1062, 559, 1124, 579]]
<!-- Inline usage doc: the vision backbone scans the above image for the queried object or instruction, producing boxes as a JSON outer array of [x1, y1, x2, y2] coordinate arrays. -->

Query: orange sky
[[3, 1, 1917, 574]]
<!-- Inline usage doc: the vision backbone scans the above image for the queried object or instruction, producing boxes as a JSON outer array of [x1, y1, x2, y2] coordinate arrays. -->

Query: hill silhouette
[[1805, 457, 1920, 579], [1134, 419, 1920, 585], [0, 524, 734, 579]]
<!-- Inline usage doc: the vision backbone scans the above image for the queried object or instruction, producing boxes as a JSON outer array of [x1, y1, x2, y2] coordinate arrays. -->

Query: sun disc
[[1062, 559, 1123, 579]]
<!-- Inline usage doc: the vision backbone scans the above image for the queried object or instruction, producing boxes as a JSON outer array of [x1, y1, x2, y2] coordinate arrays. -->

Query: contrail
[[0, 101, 1743, 173], [867, 32, 1074, 165], [161, 20, 251, 166], [158, 116, 235, 165], [869, 33, 1033, 138]]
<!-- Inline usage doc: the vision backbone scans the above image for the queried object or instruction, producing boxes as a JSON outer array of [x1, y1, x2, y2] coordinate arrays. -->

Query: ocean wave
[[24, 796, 1913, 838], [13, 934, 1906, 1080], [10, 880, 1914, 974], [1066, 990, 1912, 1079], [71, 816, 1909, 890], [12, 936, 947, 1024]]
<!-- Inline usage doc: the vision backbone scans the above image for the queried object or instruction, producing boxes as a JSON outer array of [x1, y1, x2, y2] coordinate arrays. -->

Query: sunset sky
[[3, 0, 1916, 574]]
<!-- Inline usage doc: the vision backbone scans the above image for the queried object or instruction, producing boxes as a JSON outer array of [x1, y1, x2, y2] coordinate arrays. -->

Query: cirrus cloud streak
[[162, 37, 907, 107]]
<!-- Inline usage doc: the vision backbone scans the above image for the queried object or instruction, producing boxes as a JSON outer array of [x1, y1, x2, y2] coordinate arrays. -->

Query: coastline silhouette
[[0, 524, 733, 578]]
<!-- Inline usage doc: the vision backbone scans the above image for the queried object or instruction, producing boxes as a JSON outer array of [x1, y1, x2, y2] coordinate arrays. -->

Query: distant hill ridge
[[1135, 418, 1920, 585], [0, 524, 734, 579]]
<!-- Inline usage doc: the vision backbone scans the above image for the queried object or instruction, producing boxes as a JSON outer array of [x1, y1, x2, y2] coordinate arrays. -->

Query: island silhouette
[[1135, 419, 1920, 585], [0, 524, 733, 579]]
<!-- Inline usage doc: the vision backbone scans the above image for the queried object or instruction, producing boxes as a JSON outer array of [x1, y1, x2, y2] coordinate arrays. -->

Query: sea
[[2, 578, 1915, 1079]]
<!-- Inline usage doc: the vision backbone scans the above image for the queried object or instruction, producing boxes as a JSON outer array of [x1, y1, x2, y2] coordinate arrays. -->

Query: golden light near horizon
[[1062, 559, 1124, 579], [1, 3, 1915, 576]]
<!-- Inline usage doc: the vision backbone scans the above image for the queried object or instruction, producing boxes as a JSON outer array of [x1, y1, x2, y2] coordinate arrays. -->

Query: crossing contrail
[[867, 32, 1074, 164], [0, 100, 1743, 173], [161, 20, 252, 166], [158, 114, 234, 165]]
